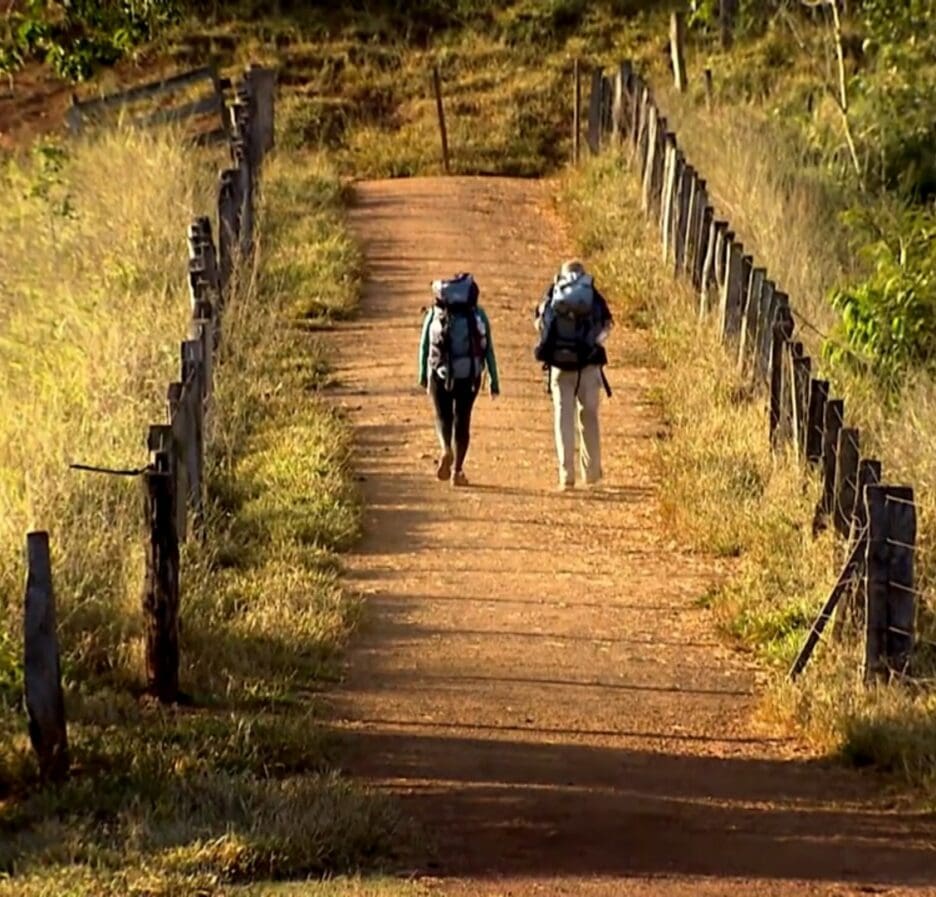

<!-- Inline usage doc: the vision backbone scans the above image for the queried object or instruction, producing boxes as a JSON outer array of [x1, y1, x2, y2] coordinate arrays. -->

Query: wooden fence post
[[693, 204, 713, 291], [886, 487, 916, 675], [245, 63, 276, 158], [142, 449, 180, 703], [432, 65, 451, 175], [660, 137, 678, 257], [699, 218, 724, 318], [572, 59, 581, 165], [833, 428, 860, 537], [818, 398, 844, 520], [181, 340, 205, 527], [167, 382, 189, 542], [673, 164, 693, 276], [790, 342, 811, 458], [704, 67, 714, 109], [718, 238, 745, 341], [217, 168, 238, 299], [670, 12, 688, 92], [805, 378, 829, 463], [24, 532, 68, 782], [768, 299, 793, 446], [755, 281, 777, 386], [737, 266, 765, 373], [864, 484, 889, 681], [587, 66, 603, 154], [640, 104, 658, 213]]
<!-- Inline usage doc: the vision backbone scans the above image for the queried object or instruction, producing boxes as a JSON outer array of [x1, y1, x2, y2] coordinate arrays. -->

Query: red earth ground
[[325, 176, 936, 896]]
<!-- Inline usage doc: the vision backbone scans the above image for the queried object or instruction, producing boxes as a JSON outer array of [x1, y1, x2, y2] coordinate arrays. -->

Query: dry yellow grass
[[560, 149, 936, 796]]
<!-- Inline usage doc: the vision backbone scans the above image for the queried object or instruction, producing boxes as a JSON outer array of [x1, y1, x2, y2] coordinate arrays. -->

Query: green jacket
[[418, 306, 500, 394]]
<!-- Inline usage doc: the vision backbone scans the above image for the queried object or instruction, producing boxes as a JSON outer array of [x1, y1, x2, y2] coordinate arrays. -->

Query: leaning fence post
[[24, 532, 68, 782], [142, 449, 180, 703], [217, 169, 238, 300]]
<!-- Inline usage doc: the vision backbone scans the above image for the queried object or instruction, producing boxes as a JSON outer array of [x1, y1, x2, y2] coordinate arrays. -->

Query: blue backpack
[[535, 273, 600, 371], [428, 274, 487, 388]]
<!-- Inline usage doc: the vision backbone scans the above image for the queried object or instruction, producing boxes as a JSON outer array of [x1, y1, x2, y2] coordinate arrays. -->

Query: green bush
[[826, 207, 936, 386]]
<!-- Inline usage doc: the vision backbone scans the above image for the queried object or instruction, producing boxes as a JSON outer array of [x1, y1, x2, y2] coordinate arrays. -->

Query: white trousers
[[550, 365, 602, 486]]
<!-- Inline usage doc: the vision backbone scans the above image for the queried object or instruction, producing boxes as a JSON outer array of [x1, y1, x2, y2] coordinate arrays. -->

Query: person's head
[[559, 260, 586, 281]]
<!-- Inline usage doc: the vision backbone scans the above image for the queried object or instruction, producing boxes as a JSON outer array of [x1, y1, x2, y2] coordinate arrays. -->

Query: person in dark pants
[[418, 273, 500, 487]]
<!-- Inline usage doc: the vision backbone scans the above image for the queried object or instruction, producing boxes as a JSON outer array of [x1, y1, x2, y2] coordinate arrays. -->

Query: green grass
[[0, 145, 401, 891]]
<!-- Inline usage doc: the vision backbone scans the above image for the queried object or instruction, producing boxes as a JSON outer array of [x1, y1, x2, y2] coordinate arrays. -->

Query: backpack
[[535, 273, 602, 371], [428, 274, 487, 388]]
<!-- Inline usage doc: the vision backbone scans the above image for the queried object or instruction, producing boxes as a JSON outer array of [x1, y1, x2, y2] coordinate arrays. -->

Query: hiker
[[418, 273, 500, 487], [534, 260, 613, 490]]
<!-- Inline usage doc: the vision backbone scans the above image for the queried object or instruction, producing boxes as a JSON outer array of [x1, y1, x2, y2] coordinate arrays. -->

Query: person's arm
[[418, 311, 432, 387], [533, 285, 551, 332], [479, 307, 500, 395]]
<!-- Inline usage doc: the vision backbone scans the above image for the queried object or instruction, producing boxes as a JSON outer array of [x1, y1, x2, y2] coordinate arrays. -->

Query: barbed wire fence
[[23, 64, 276, 783], [579, 55, 922, 690]]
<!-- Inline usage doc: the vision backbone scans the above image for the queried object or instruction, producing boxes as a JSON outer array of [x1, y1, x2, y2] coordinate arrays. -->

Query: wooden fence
[[66, 63, 233, 143], [583, 60, 920, 685], [23, 63, 276, 781]]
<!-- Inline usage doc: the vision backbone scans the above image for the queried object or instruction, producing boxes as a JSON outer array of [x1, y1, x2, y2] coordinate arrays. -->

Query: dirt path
[[326, 177, 936, 896]]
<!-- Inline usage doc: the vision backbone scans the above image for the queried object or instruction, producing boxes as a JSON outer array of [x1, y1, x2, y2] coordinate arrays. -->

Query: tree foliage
[[2, 1, 180, 82]]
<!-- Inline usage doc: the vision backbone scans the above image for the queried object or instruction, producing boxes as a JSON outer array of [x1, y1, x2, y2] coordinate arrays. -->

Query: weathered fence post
[[818, 398, 844, 522], [693, 205, 713, 291], [833, 428, 860, 537], [737, 266, 765, 373], [886, 487, 916, 675], [805, 378, 829, 463], [670, 12, 688, 92], [790, 342, 811, 458], [217, 168, 239, 299], [718, 238, 745, 341], [660, 136, 678, 257], [640, 104, 659, 213], [432, 65, 451, 175], [864, 484, 889, 681], [245, 63, 276, 159], [768, 298, 793, 446], [704, 68, 714, 110], [587, 66, 603, 154], [142, 447, 180, 703], [24, 532, 68, 782], [573, 59, 581, 165], [181, 340, 205, 527]]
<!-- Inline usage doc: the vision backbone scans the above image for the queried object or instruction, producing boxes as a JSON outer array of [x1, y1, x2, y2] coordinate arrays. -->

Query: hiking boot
[[452, 470, 469, 488], [436, 452, 453, 481]]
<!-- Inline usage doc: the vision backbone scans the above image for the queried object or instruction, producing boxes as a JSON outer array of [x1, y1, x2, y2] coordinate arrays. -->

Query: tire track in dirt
[[325, 177, 936, 896]]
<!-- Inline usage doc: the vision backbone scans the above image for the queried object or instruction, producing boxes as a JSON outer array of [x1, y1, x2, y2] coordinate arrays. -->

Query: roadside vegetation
[[561, 0, 936, 794], [0, 122, 400, 892]]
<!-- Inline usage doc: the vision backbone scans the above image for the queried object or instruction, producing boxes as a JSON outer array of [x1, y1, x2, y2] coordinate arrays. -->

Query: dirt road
[[326, 177, 936, 896]]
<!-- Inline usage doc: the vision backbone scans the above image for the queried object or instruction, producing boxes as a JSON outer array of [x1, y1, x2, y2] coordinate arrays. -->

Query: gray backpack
[[428, 274, 486, 388]]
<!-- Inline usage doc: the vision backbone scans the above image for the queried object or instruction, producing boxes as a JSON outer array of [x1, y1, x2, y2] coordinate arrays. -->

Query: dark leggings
[[429, 375, 478, 471]]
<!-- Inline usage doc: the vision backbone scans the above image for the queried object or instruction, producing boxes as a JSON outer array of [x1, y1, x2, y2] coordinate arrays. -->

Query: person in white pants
[[534, 261, 613, 490]]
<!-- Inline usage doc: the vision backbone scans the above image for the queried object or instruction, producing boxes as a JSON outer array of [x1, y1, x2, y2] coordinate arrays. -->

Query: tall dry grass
[[1, 135, 399, 892], [560, 150, 936, 795], [0, 129, 212, 701]]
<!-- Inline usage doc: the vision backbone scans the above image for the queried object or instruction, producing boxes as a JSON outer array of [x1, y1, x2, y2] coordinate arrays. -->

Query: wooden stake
[[142, 451, 180, 703], [24, 532, 68, 782], [670, 12, 688, 93], [432, 65, 450, 175]]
